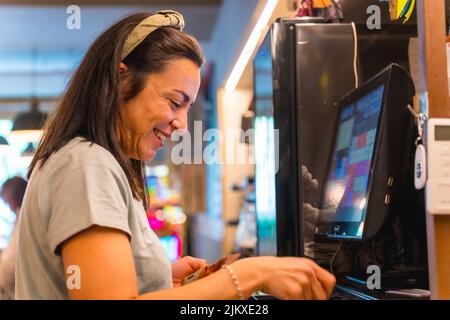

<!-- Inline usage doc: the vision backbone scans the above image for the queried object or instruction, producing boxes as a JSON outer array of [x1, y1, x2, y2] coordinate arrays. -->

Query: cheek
[[138, 108, 171, 143], [136, 109, 173, 158], [137, 132, 159, 160], [123, 105, 157, 135], [146, 99, 172, 123]]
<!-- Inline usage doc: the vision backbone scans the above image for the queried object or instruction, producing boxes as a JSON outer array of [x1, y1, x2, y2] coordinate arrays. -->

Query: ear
[[119, 62, 128, 73]]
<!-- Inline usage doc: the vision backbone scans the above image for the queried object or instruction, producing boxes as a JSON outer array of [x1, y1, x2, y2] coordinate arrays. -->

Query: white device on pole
[[415, 144, 427, 190], [425, 118, 450, 215], [407, 104, 428, 190]]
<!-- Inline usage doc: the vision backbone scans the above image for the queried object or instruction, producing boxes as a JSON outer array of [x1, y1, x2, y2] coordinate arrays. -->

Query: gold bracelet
[[222, 264, 244, 300]]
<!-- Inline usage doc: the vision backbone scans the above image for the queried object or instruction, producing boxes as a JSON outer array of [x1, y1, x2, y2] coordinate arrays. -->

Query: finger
[[305, 262, 333, 299], [298, 267, 323, 300], [309, 274, 328, 300], [300, 276, 314, 300], [185, 256, 208, 270], [318, 270, 336, 297], [287, 285, 305, 300], [308, 263, 336, 297], [302, 260, 333, 289], [295, 288, 305, 300]]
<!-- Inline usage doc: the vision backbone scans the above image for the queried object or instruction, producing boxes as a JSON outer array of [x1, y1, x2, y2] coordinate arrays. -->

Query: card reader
[[426, 118, 450, 215]]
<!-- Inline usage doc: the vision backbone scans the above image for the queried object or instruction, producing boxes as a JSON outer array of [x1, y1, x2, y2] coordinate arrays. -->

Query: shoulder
[[45, 137, 122, 171], [55, 137, 119, 165], [36, 137, 133, 205], [35, 137, 129, 189]]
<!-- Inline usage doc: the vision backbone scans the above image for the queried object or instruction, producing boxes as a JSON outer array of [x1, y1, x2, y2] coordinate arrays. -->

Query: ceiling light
[[10, 98, 47, 143], [225, 0, 278, 91]]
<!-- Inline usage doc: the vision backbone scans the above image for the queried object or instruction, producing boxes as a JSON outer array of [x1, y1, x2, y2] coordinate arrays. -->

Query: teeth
[[154, 129, 166, 141]]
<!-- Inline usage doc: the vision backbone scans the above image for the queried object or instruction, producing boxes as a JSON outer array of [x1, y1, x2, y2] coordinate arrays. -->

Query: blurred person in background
[[0, 176, 27, 300]]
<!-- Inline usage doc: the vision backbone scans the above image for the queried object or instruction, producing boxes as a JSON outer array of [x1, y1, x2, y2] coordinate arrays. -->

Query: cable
[[351, 22, 359, 88], [330, 240, 343, 275]]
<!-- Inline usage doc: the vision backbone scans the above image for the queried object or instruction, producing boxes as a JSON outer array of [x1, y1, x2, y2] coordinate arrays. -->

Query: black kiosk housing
[[253, 18, 357, 257]]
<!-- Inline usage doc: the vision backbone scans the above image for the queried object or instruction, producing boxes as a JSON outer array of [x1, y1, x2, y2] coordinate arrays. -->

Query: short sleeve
[[46, 141, 133, 255]]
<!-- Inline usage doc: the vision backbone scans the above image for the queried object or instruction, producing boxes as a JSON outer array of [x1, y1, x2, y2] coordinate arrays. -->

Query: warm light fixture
[[225, 0, 279, 91], [10, 98, 47, 143]]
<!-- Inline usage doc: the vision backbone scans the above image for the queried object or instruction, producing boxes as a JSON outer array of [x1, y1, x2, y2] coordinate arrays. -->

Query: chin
[[135, 137, 161, 161], [138, 150, 156, 161], [138, 145, 159, 161]]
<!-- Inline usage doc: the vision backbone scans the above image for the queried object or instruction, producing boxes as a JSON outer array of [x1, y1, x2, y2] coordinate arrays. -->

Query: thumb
[[185, 256, 208, 270]]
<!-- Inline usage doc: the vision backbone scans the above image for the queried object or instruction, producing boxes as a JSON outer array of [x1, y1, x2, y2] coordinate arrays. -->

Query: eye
[[169, 99, 182, 109]]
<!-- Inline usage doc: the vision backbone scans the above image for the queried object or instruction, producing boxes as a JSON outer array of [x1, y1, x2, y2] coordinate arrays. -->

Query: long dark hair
[[28, 13, 204, 208]]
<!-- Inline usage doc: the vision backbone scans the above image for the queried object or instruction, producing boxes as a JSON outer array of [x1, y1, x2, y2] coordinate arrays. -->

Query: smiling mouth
[[153, 128, 170, 145]]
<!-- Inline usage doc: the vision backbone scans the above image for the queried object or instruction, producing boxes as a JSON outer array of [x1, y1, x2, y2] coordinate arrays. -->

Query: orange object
[[313, 0, 332, 9]]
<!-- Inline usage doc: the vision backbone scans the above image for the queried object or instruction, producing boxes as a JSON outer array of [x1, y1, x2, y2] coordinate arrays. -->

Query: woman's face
[[119, 58, 201, 160]]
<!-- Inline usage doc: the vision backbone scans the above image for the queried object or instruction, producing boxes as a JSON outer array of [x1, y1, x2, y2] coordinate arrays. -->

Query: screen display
[[319, 85, 385, 238], [254, 33, 277, 256], [435, 126, 450, 141]]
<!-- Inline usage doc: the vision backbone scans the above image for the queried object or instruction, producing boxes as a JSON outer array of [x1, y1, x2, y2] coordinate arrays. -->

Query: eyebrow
[[174, 89, 194, 105]]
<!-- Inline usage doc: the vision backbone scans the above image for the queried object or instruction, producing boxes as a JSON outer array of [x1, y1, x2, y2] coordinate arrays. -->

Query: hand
[[301, 166, 319, 204], [171, 256, 207, 287], [303, 203, 319, 240], [245, 256, 336, 300]]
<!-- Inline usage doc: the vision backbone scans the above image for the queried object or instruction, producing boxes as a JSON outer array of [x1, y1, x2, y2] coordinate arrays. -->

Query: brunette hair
[[28, 13, 204, 208]]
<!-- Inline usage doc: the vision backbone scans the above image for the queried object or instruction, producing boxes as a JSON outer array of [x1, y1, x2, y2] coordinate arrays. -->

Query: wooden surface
[[416, 0, 450, 299]]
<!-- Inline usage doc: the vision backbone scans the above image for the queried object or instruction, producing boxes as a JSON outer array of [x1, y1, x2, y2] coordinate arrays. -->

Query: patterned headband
[[121, 10, 185, 61]]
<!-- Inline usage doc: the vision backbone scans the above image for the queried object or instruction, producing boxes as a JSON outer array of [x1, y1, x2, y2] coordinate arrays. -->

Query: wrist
[[231, 257, 268, 296], [222, 264, 244, 300]]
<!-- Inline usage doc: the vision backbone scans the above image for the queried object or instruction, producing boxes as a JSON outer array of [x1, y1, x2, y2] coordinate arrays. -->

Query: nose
[[170, 108, 189, 132]]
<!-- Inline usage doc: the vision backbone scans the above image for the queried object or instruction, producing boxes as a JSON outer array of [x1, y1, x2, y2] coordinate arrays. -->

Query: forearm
[[135, 259, 265, 300]]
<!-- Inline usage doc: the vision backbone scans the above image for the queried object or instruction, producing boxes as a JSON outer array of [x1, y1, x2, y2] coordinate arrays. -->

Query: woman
[[0, 176, 27, 300], [16, 11, 335, 300]]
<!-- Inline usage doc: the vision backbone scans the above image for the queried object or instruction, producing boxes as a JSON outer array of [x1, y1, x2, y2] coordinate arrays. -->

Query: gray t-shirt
[[15, 137, 173, 299]]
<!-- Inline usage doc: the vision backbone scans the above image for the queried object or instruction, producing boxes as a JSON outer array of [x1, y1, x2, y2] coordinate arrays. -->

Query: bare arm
[[62, 226, 335, 300], [62, 226, 263, 300]]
